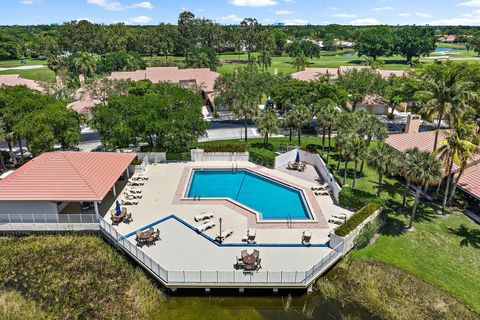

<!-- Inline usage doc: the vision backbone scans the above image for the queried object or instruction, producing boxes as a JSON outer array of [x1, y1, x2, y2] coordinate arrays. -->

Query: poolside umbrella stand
[[295, 150, 300, 163], [115, 200, 121, 216]]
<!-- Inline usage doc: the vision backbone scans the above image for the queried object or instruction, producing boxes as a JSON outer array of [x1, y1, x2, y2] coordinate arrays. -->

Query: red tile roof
[[291, 68, 338, 81], [0, 152, 136, 201], [386, 131, 480, 174], [458, 165, 480, 199], [0, 74, 43, 92], [108, 67, 220, 92]]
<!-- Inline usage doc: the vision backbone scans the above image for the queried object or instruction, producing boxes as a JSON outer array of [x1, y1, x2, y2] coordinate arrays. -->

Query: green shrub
[[250, 142, 275, 151], [166, 152, 191, 161], [249, 147, 276, 168], [339, 187, 383, 210], [203, 144, 248, 153], [130, 158, 142, 165], [354, 216, 383, 248], [335, 202, 381, 237]]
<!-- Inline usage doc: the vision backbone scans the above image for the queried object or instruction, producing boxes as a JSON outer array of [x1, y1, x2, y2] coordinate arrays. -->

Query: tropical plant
[[72, 51, 96, 81], [336, 68, 384, 112], [292, 53, 307, 72], [315, 101, 337, 158], [357, 112, 388, 175], [288, 105, 310, 145], [415, 62, 476, 151], [402, 148, 443, 229], [349, 135, 368, 189], [0, 118, 6, 170], [257, 50, 272, 71], [368, 142, 399, 196], [256, 109, 279, 143]]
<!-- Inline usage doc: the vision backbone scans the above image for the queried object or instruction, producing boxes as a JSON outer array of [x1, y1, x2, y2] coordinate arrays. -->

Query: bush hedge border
[[335, 202, 381, 237]]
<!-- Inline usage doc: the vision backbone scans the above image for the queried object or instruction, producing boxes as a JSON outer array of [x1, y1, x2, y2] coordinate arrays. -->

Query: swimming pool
[[185, 169, 313, 221]]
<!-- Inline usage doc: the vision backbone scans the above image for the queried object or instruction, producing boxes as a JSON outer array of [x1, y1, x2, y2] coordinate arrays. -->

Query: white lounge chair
[[302, 230, 312, 244], [128, 178, 144, 186], [247, 228, 256, 243], [125, 187, 142, 194], [328, 217, 344, 225], [332, 214, 347, 220], [194, 212, 214, 222], [125, 190, 142, 199], [196, 220, 215, 232], [311, 183, 329, 191], [121, 197, 138, 205], [216, 229, 233, 242], [315, 188, 331, 196], [132, 174, 148, 181]]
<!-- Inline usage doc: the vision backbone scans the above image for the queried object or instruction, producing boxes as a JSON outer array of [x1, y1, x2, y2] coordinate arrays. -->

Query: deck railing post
[[183, 270, 185, 283], [281, 271, 283, 283]]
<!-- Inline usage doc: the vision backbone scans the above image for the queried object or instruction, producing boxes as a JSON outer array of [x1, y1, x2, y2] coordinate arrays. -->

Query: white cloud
[[398, 12, 432, 18], [430, 17, 480, 25], [20, 0, 41, 4], [330, 7, 338, 10], [230, 0, 277, 7], [334, 13, 356, 18], [283, 18, 309, 25], [129, 15, 152, 23], [350, 18, 380, 25], [273, 10, 294, 14], [74, 17, 93, 22], [373, 7, 393, 11], [86, 0, 154, 11], [463, 9, 480, 16], [220, 14, 243, 22], [457, 0, 480, 6]]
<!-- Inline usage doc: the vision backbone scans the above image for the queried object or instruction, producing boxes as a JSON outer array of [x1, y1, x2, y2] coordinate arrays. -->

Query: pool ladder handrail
[[286, 215, 292, 228]]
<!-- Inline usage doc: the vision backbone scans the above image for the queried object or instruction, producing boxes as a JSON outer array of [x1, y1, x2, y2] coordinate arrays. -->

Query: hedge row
[[203, 144, 248, 153], [249, 147, 277, 168], [335, 202, 381, 237], [166, 152, 191, 161], [339, 187, 384, 211]]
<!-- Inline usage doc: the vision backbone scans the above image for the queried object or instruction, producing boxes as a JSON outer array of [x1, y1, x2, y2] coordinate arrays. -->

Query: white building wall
[[0, 201, 58, 215]]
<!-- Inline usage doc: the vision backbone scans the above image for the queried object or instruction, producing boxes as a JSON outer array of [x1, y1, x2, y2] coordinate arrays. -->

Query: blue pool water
[[186, 169, 313, 220]]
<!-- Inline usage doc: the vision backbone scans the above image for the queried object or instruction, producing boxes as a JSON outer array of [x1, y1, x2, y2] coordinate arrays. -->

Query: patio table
[[138, 230, 153, 240], [111, 208, 126, 221], [242, 254, 256, 265]]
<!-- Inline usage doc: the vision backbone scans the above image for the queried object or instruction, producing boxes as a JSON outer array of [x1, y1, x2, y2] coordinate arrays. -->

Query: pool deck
[[104, 161, 351, 287]]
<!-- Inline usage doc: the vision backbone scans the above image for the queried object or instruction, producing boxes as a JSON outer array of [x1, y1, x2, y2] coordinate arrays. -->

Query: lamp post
[[219, 217, 223, 244]]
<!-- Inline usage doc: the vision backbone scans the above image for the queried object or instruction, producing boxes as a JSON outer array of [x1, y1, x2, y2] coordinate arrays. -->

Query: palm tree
[[73, 52, 96, 82], [368, 142, 398, 197], [282, 111, 295, 143], [315, 101, 337, 157], [403, 149, 443, 229], [292, 53, 307, 72], [288, 105, 310, 145], [257, 50, 272, 71], [358, 113, 388, 176], [256, 109, 279, 143], [0, 118, 6, 170], [349, 135, 367, 189], [415, 62, 476, 151]]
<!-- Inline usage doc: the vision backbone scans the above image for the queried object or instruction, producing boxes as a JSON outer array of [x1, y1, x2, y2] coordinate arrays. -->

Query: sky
[[2, 0, 480, 26]]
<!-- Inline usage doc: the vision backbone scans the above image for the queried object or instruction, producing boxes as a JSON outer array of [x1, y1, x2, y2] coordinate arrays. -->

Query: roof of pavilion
[[0, 152, 136, 201]]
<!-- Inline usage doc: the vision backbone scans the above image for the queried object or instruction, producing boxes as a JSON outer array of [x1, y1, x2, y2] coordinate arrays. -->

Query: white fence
[[300, 151, 342, 202], [0, 213, 99, 231], [99, 217, 344, 287], [274, 149, 297, 169], [137, 152, 166, 163], [191, 149, 250, 162], [273, 149, 342, 202]]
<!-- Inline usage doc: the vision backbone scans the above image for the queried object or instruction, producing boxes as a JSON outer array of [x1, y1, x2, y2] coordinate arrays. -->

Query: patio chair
[[154, 229, 160, 240], [132, 174, 148, 181], [194, 212, 214, 222], [110, 213, 120, 225], [314, 188, 331, 196], [287, 162, 293, 170], [302, 230, 312, 245], [299, 163, 306, 172], [196, 220, 216, 232], [216, 229, 233, 242], [124, 212, 133, 224], [126, 187, 142, 194], [252, 249, 260, 259], [247, 228, 256, 244], [311, 183, 329, 191], [125, 190, 142, 199], [120, 197, 138, 205], [328, 217, 344, 225], [241, 250, 248, 258], [332, 214, 347, 220], [127, 178, 144, 186], [255, 258, 262, 271]]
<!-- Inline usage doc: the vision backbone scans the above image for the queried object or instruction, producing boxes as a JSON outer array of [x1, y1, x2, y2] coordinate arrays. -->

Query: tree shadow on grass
[[448, 224, 480, 248], [380, 215, 406, 237]]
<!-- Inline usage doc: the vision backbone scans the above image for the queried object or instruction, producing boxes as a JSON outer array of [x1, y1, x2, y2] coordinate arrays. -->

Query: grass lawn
[[0, 58, 47, 68], [0, 67, 55, 82], [201, 136, 480, 315]]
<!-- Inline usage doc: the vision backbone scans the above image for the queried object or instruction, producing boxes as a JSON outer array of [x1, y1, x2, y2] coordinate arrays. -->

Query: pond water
[[434, 47, 464, 54], [153, 268, 379, 320]]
